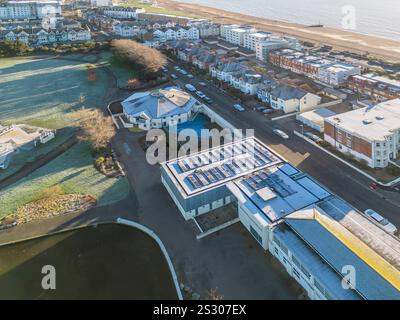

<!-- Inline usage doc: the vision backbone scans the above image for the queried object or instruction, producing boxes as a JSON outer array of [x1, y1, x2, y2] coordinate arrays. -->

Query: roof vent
[[376, 115, 384, 120], [363, 119, 373, 125]]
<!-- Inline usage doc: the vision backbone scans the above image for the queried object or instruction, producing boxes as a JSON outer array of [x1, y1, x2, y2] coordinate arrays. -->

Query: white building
[[0, 124, 55, 169], [257, 81, 322, 114], [153, 26, 199, 42], [197, 23, 220, 38], [210, 61, 247, 82], [112, 22, 140, 37], [161, 136, 400, 300], [0, 0, 62, 20], [219, 24, 240, 38], [230, 71, 263, 95], [296, 108, 336, 133], [243, 31, 271, 51], [225, 26, 256, 46], [318, 63, 361, 88], [121, 87, 200, 130], [324, 99, 400, 168], [103, 6, 145, 20], [90, 0, 112, 7], [255, 38, 290, 61]]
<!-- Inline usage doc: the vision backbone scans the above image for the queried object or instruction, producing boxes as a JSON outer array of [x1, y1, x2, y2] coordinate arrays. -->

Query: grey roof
[[284, 217, 400, 300], [121, 87, 198, 119], [273, 223, 361, 300], [260, 81, 307, 100]]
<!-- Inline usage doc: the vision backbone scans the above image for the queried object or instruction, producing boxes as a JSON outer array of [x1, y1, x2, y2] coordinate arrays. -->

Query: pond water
[[0, 223, 178, 299]]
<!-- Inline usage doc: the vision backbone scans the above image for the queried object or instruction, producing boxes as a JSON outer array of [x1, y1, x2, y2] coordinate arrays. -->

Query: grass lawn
[[122, 0, 202, 18], [98, 51, 139, 88], [0, 55, 110, 180], [0, 56, 109, 129], [0, 143, 130, 220]]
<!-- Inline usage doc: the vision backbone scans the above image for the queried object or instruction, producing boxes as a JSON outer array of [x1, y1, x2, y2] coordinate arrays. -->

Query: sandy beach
[[159, 0, 400, 63]]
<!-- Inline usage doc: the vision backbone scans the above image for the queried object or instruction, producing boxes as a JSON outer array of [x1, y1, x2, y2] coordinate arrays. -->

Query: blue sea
[[175, 0, 400, 42]]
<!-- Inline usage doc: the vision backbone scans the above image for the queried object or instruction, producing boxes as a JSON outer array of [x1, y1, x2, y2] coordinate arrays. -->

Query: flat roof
[[357, 73, 400, 88], [297, 108, 336, 127], [325, 99, 400, 140], [162, 137, 283, 197], [227, 163, 331, 224]]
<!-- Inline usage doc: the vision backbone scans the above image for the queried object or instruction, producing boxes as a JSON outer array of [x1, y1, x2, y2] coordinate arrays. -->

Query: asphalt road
[[166, 62, 400, 228]]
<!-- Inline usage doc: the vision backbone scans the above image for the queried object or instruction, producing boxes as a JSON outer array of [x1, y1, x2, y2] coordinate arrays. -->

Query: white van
[[364, 209, 398, 235]]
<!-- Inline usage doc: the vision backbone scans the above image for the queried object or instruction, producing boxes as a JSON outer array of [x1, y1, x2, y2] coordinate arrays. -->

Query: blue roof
[[284, 218, 400, 300], [121, 87, 198, 120], [232, 167, 322, 223], [273, 224, 361, 300]]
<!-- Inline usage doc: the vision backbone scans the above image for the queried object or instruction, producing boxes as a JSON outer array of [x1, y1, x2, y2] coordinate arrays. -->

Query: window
[[250, 226, 262, 244]]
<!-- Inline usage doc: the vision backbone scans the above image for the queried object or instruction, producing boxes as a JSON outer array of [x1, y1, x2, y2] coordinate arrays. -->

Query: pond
[[0, 223, 178, 299]]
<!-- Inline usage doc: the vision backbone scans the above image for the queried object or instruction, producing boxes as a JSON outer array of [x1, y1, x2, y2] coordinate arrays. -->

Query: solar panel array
[[244, 170, 296, 198], [173, 140, 282, 191]]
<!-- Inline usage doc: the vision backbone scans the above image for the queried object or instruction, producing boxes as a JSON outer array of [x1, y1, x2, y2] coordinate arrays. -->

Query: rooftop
[[162, 137, 284, 197], [282, 208, 400, 299], [325, 98, 400, 140], [227, 163, 331, 224], [121, 87, 198, 119]]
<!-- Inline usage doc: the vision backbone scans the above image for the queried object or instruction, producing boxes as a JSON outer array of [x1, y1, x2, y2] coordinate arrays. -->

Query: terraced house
[[152, 26, 199, 42], [0, 27, 91, 45], [269, 49, 360, 87], [347, 73, 400, 102]]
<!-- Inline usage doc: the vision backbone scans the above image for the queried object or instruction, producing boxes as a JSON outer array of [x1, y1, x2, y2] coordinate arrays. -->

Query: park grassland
[[122, 0, 201, 18], [0, 55, 107, 180], [0, 55, 130, 212], [0, 143, 130, 219]]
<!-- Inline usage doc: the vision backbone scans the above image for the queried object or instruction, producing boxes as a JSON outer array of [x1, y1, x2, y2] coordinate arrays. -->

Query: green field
[[0, 143, 130, 219], [122, 0, 201, 18], [0, 55, 111, 180], [0, 56, 109, 129]]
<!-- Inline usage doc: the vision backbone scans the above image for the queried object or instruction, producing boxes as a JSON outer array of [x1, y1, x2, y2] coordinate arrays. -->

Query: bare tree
[[206, 288, 224, 300], [74, 108, 116, 151], [111, 39, 167, 76]]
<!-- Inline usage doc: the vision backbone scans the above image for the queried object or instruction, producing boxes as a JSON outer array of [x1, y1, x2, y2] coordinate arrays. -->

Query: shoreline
[[159, 0, 400, 63]]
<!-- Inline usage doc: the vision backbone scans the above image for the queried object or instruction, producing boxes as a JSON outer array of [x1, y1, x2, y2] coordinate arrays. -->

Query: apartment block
[[324, 99, 400, 168], [243, 31, 271, 51]]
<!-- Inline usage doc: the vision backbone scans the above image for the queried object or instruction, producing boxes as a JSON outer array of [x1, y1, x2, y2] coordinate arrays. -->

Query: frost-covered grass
[[0, 143, 130, 219]]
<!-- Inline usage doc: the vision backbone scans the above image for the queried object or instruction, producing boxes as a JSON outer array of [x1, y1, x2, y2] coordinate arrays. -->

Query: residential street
[[166, 62, 400, 227]]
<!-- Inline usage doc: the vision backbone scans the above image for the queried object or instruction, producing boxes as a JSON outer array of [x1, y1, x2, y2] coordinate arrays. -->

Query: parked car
[[203, 96, 214, 104], [196, 91, 206, 99], [256, 106, 267, 112], [187, 74, 194, 79], [161, 67, 167, 72], [179, 69, 188, 75], [233, 104, 245, 112], [170, 73, 178, 80], [174, 66, 180, 71], [273, 129, 289, 139], [364, 209, 398, 235], [263, 108, 276, 115], [199, 82, 207, 87], [185, 84, 196, 92], [304, 132, 323, 143]]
